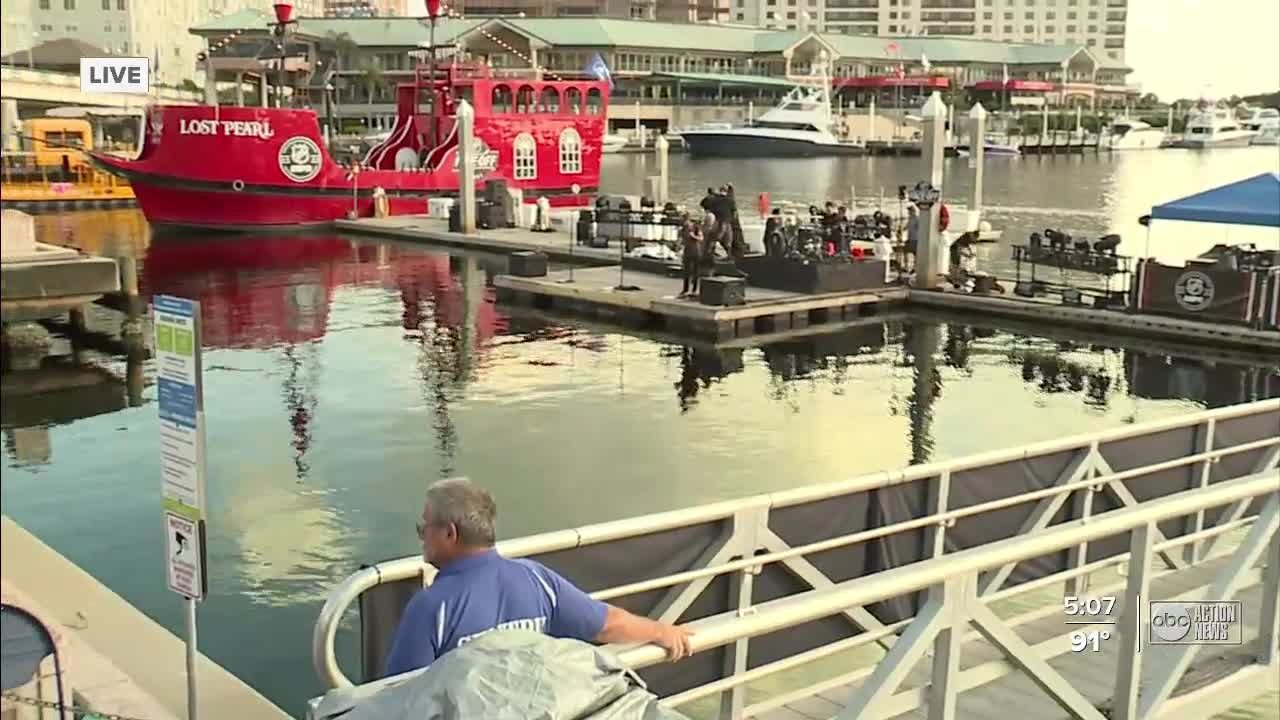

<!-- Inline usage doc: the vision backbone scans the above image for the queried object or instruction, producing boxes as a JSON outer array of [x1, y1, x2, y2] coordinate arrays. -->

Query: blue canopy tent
[[1149, 172, 1280, 228]]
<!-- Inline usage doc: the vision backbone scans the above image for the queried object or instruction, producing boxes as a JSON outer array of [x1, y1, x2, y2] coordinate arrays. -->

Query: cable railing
[[311, 399, 1280, 712]]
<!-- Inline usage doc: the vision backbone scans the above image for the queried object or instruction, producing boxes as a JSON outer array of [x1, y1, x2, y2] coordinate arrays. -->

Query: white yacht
[[1179, 108, 1256, 148], [1107, 119, 1166, 150], [1244, 107, 1280, 146], [601, 133, 631, 154], [680, 53, 860, 157]]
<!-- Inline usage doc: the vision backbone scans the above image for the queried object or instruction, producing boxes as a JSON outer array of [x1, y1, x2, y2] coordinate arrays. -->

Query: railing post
[[1114, 522, 1154, 720], [1068, 442, 1102, 597], [1258, 525, 1280, 667], [925, 471, 952, 558], [1186, 417, 1216, 564], [927, 574, 971, 720], [720, 506, 767, 720]]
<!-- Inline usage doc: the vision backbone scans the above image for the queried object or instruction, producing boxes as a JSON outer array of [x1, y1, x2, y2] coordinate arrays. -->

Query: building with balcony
[[324, 0, 408, 17], [191, 10, 1135, 132], [451, 0, 729, 22], [729, 0, 1127, 65]]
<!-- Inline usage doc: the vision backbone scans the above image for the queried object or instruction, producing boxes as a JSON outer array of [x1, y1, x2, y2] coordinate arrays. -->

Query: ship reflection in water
[[2, 224, 1279, 715]]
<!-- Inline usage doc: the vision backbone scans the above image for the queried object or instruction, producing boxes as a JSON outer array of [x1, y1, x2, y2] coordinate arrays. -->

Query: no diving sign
[[165, 511, 207, 600]]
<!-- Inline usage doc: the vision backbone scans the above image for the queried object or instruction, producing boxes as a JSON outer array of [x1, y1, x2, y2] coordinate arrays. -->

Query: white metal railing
[[308, 466, 1279, 720], [312, 399, 1279, 694]]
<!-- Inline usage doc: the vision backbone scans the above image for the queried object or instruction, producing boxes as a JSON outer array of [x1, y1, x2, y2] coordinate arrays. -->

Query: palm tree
[[323, 31, 357, 73], [359, 61, 384, 127]]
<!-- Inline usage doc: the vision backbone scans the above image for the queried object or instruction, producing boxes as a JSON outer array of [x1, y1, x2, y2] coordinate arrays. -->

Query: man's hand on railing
[[595, 604, 696, 662]]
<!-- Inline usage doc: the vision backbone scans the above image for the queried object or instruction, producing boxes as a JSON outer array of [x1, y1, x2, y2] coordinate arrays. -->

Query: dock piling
[[457, 100, 477, 234], [968, 103, 987, 218], [655, 135, 670, 204], [914, 93, 948, 290]]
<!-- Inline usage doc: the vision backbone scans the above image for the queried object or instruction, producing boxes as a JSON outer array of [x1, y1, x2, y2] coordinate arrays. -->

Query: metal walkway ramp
[[756, 555, 1270, 720]]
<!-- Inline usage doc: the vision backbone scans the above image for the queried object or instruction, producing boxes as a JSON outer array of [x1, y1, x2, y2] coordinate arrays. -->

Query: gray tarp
[[310, 630, 688, 720]]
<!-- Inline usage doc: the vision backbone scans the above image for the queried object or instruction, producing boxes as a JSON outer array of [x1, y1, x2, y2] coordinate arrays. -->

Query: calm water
[[3, 148, 1279, 717]]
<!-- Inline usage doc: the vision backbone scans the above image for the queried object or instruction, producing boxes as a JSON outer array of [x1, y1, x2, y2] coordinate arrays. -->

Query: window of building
[[65, 24, 77, 30], [513, 133, 536, 180], [102, 0, 110, 8], [586, 87, 602, 115], [902, 11, 910, 18], [1046, 11, 1055, 19], [889, 10, 897, 18], [1004, 11, 1012, 19], [787, 0, 795, 5], [888, 24, 897, 31], [64, 0, 75, 8], [38, 0, 49, 8], [1087, 38, 1096, 45], [174, 46, 180, 57], [1088, 24, 1096, 31], [1066, 24, 1076, 31], [118, 0, 125, 8], [516, 85, 535, 113], [983, 24, 992, 32], [1024, 24, 1034, 32], [1025, 11, 1033, 19], [736, 11, 744, 19], [786, 10, 795, 18], [565, 87, 582, 114], [105, 23, 112, 31], [558, 128, 581, 173], [1045, 25, 1054, 32], [982, 11, 992, 18], [492, 85, 512, 113], [1067, 11, 1076, 18], [1003, 24, 1012, 32], [39, 23, 53, 30], [765, 10, 774, 18], [630, 5, 646, 17]]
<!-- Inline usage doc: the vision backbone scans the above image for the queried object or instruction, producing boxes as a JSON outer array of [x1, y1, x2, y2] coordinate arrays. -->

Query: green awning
[[648, 72, 794, 89]]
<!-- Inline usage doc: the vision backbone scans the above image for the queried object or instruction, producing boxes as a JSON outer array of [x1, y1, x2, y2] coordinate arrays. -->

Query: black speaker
[[700, 276, 746, 306], [508, 251, 548, 277], [484, 179, 508, 204], [448, 203, 462, 233]]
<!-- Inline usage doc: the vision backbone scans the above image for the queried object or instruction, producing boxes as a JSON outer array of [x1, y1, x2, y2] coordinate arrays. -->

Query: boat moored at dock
[[90, 63, 609, 230]]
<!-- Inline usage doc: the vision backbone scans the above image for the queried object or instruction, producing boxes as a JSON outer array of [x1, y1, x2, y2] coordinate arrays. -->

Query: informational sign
[[154, 295, 209, 601]]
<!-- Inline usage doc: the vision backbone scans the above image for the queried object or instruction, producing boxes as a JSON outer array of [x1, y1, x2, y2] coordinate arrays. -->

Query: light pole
[[28, 31, 39, 69], [271, 3, 297, 109], [424, 0, 444, 149]]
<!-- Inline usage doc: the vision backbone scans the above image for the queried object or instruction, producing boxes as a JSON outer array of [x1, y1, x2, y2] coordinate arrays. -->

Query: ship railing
[[1, 152, 130, 196], [310, 399, 1280, 716]]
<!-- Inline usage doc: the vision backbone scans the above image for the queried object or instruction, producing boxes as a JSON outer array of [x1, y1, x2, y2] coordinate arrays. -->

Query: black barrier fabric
[[352, 407, 1279, 695], [1137, 262, 1257, 325]]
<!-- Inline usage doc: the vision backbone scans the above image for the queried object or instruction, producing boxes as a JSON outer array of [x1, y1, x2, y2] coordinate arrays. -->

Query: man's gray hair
[[425, 477, 497, 546]]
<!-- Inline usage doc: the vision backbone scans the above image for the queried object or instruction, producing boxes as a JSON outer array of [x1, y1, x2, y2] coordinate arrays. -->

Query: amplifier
[[508, 251, 548, 277]]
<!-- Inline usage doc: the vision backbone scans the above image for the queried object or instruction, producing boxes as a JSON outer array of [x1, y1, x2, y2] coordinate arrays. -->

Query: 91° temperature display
[[1063, 595, 1118, 653]]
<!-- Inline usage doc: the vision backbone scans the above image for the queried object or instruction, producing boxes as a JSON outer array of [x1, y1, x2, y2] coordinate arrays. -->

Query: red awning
[[834, 75, 951, 89], [969, 79, 1058, 92]]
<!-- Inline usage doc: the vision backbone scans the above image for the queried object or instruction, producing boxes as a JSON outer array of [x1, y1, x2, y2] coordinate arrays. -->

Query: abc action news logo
[[80, 57, 150, 93]]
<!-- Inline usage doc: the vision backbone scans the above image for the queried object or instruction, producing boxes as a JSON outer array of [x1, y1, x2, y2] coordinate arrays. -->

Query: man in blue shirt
[[384, 478, 694, 677]]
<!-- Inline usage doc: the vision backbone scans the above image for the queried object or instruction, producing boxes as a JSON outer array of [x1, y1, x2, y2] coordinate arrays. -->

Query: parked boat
[[956, 136, 1021, 157], [1107, 119, 1167, 150], [602, 133, 630, 154], [1178, 108, 1256, 149], [1244, 107, 1280, 146], [89, 64, 609, 230], [679, 56, 862, 157]]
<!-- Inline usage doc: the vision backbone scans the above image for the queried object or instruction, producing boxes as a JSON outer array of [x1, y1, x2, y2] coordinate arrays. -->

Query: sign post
[[154, 295, 208, 720]]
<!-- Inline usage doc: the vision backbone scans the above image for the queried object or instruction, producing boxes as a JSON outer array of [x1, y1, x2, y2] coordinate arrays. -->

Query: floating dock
[[909, 288, 1280, 352], [495, 265, 905, 340], [333, 216, 1280, 352]]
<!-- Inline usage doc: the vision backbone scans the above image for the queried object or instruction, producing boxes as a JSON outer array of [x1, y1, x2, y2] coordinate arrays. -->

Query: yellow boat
[[2, 117, 135, 208]]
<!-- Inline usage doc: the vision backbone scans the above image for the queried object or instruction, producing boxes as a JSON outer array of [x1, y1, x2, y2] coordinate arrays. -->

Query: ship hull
[[681, 132, 859, 157]]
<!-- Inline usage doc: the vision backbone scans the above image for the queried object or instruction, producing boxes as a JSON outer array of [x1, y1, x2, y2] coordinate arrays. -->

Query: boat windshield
[[753, 120, 822, 132]]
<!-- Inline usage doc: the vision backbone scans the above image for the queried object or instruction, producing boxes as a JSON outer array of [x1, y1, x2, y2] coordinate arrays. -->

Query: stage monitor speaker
[[508, 251, 548, 277], [700, 276, 746, 306]]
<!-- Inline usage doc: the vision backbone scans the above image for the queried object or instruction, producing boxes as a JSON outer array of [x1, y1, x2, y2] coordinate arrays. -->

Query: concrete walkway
[[334, 215, 622, 265], [1, 517, 290, 720]]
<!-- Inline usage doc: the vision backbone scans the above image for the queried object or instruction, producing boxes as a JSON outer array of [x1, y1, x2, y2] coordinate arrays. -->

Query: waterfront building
[[325, 0, 408, 17], [733, 0, 1128, 65], [453, 0, 730, 23], [192, 12, 1136, 132], [1, 0, 325, 85]]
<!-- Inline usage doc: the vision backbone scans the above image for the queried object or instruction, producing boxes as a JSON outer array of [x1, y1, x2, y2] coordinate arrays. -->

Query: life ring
[[232, 179, 245, 192], [757, 191, 771, 218], [939, 202, 950, 232]]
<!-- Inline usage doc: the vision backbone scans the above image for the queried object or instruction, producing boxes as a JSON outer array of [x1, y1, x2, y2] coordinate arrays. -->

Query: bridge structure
[[1, 66, 199, 113], [309, 399, 1280, 720]]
